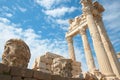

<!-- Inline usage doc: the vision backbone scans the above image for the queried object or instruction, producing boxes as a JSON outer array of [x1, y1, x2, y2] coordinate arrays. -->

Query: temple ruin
[[0, 0, 120, 80], [66, 0, 120, 79]]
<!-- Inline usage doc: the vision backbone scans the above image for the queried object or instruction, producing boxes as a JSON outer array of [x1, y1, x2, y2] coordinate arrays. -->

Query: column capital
[[82, 7, 92, 15], [81, 0, 93, 15], [79, 28, 86, 35], [80, 0, 92, 6], [66, 37, 73, 43]]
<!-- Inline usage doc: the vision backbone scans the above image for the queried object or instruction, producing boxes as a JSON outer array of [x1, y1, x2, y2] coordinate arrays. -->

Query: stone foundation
[[0, 63, 83, 80]]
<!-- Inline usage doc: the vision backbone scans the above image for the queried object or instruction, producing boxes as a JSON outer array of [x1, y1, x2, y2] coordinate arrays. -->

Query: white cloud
[[56, 19, 69, 30], [0, 17, 10, 23], [18, 6, 27, 12], [35, 0, 57, 9], [2, 6, 10, 11], [35, 0, 70, 9], [103, 2, 120, 22], [44, 7, 77, 17], [56, 19, 68, 25], [5, 13, 13, 17]]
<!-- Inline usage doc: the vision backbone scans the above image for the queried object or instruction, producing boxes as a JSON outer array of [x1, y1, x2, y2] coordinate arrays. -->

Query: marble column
[[66, 37, 76, 61], [95, 15, 120, 78], [81, 0, 115, 77], [79, 28, 96, 73]]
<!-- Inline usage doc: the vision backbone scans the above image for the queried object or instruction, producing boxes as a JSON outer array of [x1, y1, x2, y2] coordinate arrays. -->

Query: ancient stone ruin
[[0, 0, 120, 80], [66, 0, 120, 79], [32, 52, 82, 78], [2, 39, 31, 68]]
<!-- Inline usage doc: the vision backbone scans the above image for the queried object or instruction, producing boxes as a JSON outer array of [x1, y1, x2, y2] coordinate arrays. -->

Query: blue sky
[[0, 0, 120, 71]]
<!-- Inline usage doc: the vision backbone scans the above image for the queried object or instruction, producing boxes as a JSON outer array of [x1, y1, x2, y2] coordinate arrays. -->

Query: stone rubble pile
[[51, 58, 72, 77], [33, 52, 82, 78]]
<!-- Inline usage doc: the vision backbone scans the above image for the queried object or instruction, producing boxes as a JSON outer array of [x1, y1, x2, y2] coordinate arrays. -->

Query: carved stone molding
[[79, 28, 86, 35], [66, 37, 73, 43], [82, 7, 92, 15], [81, 0, 93, 15]]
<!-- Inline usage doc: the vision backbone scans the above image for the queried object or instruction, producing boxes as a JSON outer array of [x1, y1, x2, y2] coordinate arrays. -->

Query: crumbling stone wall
[[32, 52, 82, 78], [32, 52, 64, 74], [0, 63, 83, 80]]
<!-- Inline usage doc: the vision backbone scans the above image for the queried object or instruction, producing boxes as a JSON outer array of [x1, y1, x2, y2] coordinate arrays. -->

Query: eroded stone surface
[[33, 52, 82, 78], [2, 39, 31, 68]]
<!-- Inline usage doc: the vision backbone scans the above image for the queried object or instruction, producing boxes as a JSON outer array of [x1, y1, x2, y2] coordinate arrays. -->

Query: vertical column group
[[81, 0, 115, 78], [79, 28, 96, 73], [95, 16, 120, 78], [66, 0, 120, 79]]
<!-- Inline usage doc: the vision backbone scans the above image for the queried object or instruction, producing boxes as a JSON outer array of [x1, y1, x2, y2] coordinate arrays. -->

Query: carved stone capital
[[94, 15, 102, 24], [81, 0, 93, 15], [79, 28, 86, 35], [93, 1, 105, 13], [81, 0, 92, 7], [66, 37, 73, 43], [82, 7, 92, 15]]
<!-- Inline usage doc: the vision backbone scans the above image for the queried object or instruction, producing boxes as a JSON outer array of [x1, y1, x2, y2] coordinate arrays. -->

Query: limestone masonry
[[0, 0, 120, 80], [0, 63, 83, 80], [32, 52, 82, 78]]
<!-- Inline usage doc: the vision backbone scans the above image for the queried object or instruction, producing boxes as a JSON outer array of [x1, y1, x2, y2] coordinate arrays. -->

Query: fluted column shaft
[[66, 37, 76, 61], [79, 28, 96, 73], [81, 0, 115, 77], [95, 16, 120, 78]]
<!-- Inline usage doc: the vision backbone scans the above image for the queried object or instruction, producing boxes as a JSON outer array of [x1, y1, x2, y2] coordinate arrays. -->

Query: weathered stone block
[[73, 78, 82, 80], [24, 78, 37, 80], [39, 69, 51, 74], [71, 61, 81, 67], [44, 73, 51, 80], [51, 75, 62, 80], [33, 71, 45, 79], [45, 58, 53, 64], [69, 78, 75, 80], [10, 67, 33, 77], [22, 69, 33, 78], [46, 64, 51, 70], [69, 78, 82, 80], [0, 63, 10, 74], [0, 74, 11, 80], [12, 77, 22, 80], [60, 77, 69, 80], [10, 67, 22, 76], [39, 62, 46, 69]]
